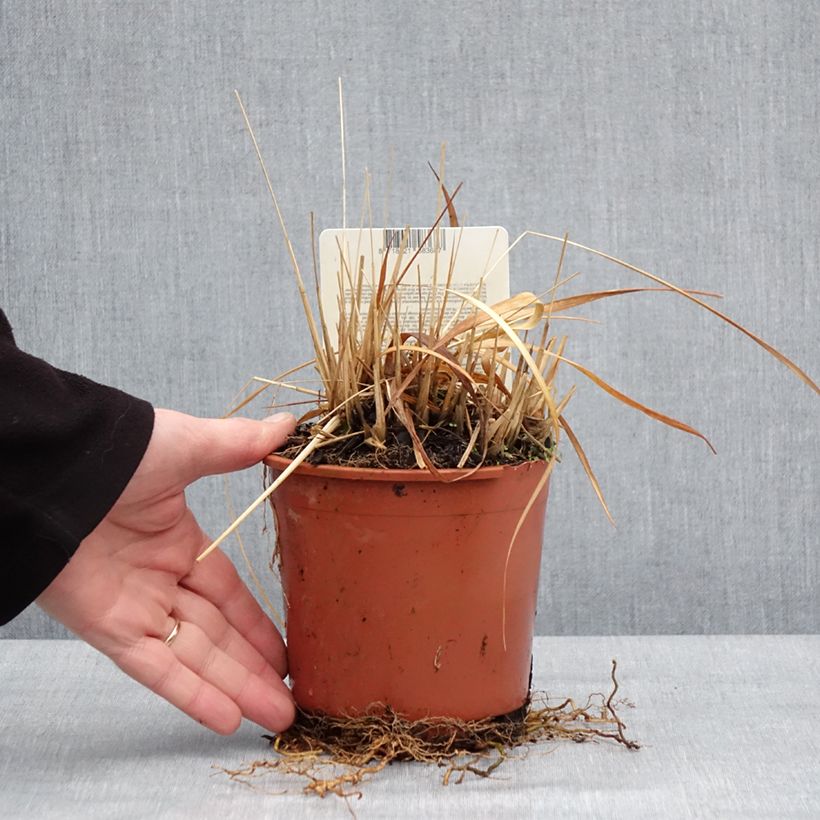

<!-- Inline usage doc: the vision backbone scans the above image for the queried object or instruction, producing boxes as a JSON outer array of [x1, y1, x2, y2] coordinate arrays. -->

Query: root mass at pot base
[[222, 660, 639, 800]]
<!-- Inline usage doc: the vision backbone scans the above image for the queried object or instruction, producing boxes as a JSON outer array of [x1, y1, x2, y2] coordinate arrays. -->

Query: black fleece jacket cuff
[[0, 309, 155, 624]]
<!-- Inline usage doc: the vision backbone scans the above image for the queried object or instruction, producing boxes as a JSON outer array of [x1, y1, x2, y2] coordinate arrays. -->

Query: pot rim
[[263, 453, 547, 483]]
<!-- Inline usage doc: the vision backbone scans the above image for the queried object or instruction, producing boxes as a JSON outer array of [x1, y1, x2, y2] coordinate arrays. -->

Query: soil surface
[[277, 419, 553, 470]]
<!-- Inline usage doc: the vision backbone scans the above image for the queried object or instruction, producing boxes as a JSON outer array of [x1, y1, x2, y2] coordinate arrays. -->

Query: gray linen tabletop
[[1, 635, 818, 819]]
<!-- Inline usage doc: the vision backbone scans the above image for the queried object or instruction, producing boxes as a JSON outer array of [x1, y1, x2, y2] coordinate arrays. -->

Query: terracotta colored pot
[[264, 455, 550, 722]]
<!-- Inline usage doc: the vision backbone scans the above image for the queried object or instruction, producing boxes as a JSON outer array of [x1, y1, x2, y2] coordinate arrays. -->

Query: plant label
[[319, 227, 510, 346]]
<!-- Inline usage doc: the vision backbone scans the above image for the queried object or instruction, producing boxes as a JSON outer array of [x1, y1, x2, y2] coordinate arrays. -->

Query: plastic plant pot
[[265, 454, 550, 721]]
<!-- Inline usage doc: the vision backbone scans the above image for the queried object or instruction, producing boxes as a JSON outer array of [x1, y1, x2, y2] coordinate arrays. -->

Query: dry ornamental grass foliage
[[197, 92, 816, 563]]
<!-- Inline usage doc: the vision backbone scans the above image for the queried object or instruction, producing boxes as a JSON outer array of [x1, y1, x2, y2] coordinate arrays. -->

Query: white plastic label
[[318, 226, 510, 346]]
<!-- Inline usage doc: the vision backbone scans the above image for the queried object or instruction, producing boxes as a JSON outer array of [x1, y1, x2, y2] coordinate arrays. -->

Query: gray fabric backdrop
[[1, 0, 817, 639]]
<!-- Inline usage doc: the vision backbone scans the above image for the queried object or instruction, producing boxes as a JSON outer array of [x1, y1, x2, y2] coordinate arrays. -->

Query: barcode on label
[[380, 228, 447, 254]]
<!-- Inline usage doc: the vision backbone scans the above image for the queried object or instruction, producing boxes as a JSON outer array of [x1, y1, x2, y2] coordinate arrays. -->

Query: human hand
[[37, 408, 296, 735]]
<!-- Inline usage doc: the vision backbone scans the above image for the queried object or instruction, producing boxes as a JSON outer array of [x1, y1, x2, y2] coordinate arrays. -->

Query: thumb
[[183, 412, 296, 481]]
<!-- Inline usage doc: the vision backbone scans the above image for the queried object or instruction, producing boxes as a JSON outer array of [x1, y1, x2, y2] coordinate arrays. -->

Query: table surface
[[1, 636, 818, 819]]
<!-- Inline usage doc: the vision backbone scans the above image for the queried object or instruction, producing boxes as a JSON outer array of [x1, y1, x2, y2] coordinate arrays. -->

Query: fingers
[[114, 619, 295, 735], [168, 620, 295, 732], [174, 587, 283, 689], [115, 637, 243, 735], [179, 413, 296, 484], [181, 548, 288, 677]]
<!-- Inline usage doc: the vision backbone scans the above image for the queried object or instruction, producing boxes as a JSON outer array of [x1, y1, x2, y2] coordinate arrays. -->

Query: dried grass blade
[[385, 183, 464, 300], [223, 361, 318, 418], [446, 292, 543, 341], [310, 212, 336, 370], [337, 77, 347, 228], [549, 287, 723, 312], [234, 91, 329, 383], [222, 475, 284, 630], [549, 351, 716, 453], [427, 161, 459, 227], [456, 422, 482, 469], [444, 290, 561, 434], [558, 414, 614, 525], [523, 232, 819, 395], [501, 455, 557, 650], [196, 416, 341, 563], [393, 392, 440, 476], [393, 343, 479, 396], [250, 376, 321, 397]]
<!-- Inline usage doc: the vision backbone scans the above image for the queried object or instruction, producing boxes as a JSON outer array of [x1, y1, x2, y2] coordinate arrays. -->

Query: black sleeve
[[0, 309, 155, 624]]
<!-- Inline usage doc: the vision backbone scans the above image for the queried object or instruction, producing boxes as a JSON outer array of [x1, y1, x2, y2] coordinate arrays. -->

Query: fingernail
[[263, 412, 295, 424]]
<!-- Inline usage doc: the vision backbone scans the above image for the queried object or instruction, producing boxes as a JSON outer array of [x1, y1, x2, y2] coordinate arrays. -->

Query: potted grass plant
[[199, 94, 818, 745]]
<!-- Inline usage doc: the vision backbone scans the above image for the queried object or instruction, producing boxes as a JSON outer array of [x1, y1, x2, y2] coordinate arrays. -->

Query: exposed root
[[220, 660, 638, 801]]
